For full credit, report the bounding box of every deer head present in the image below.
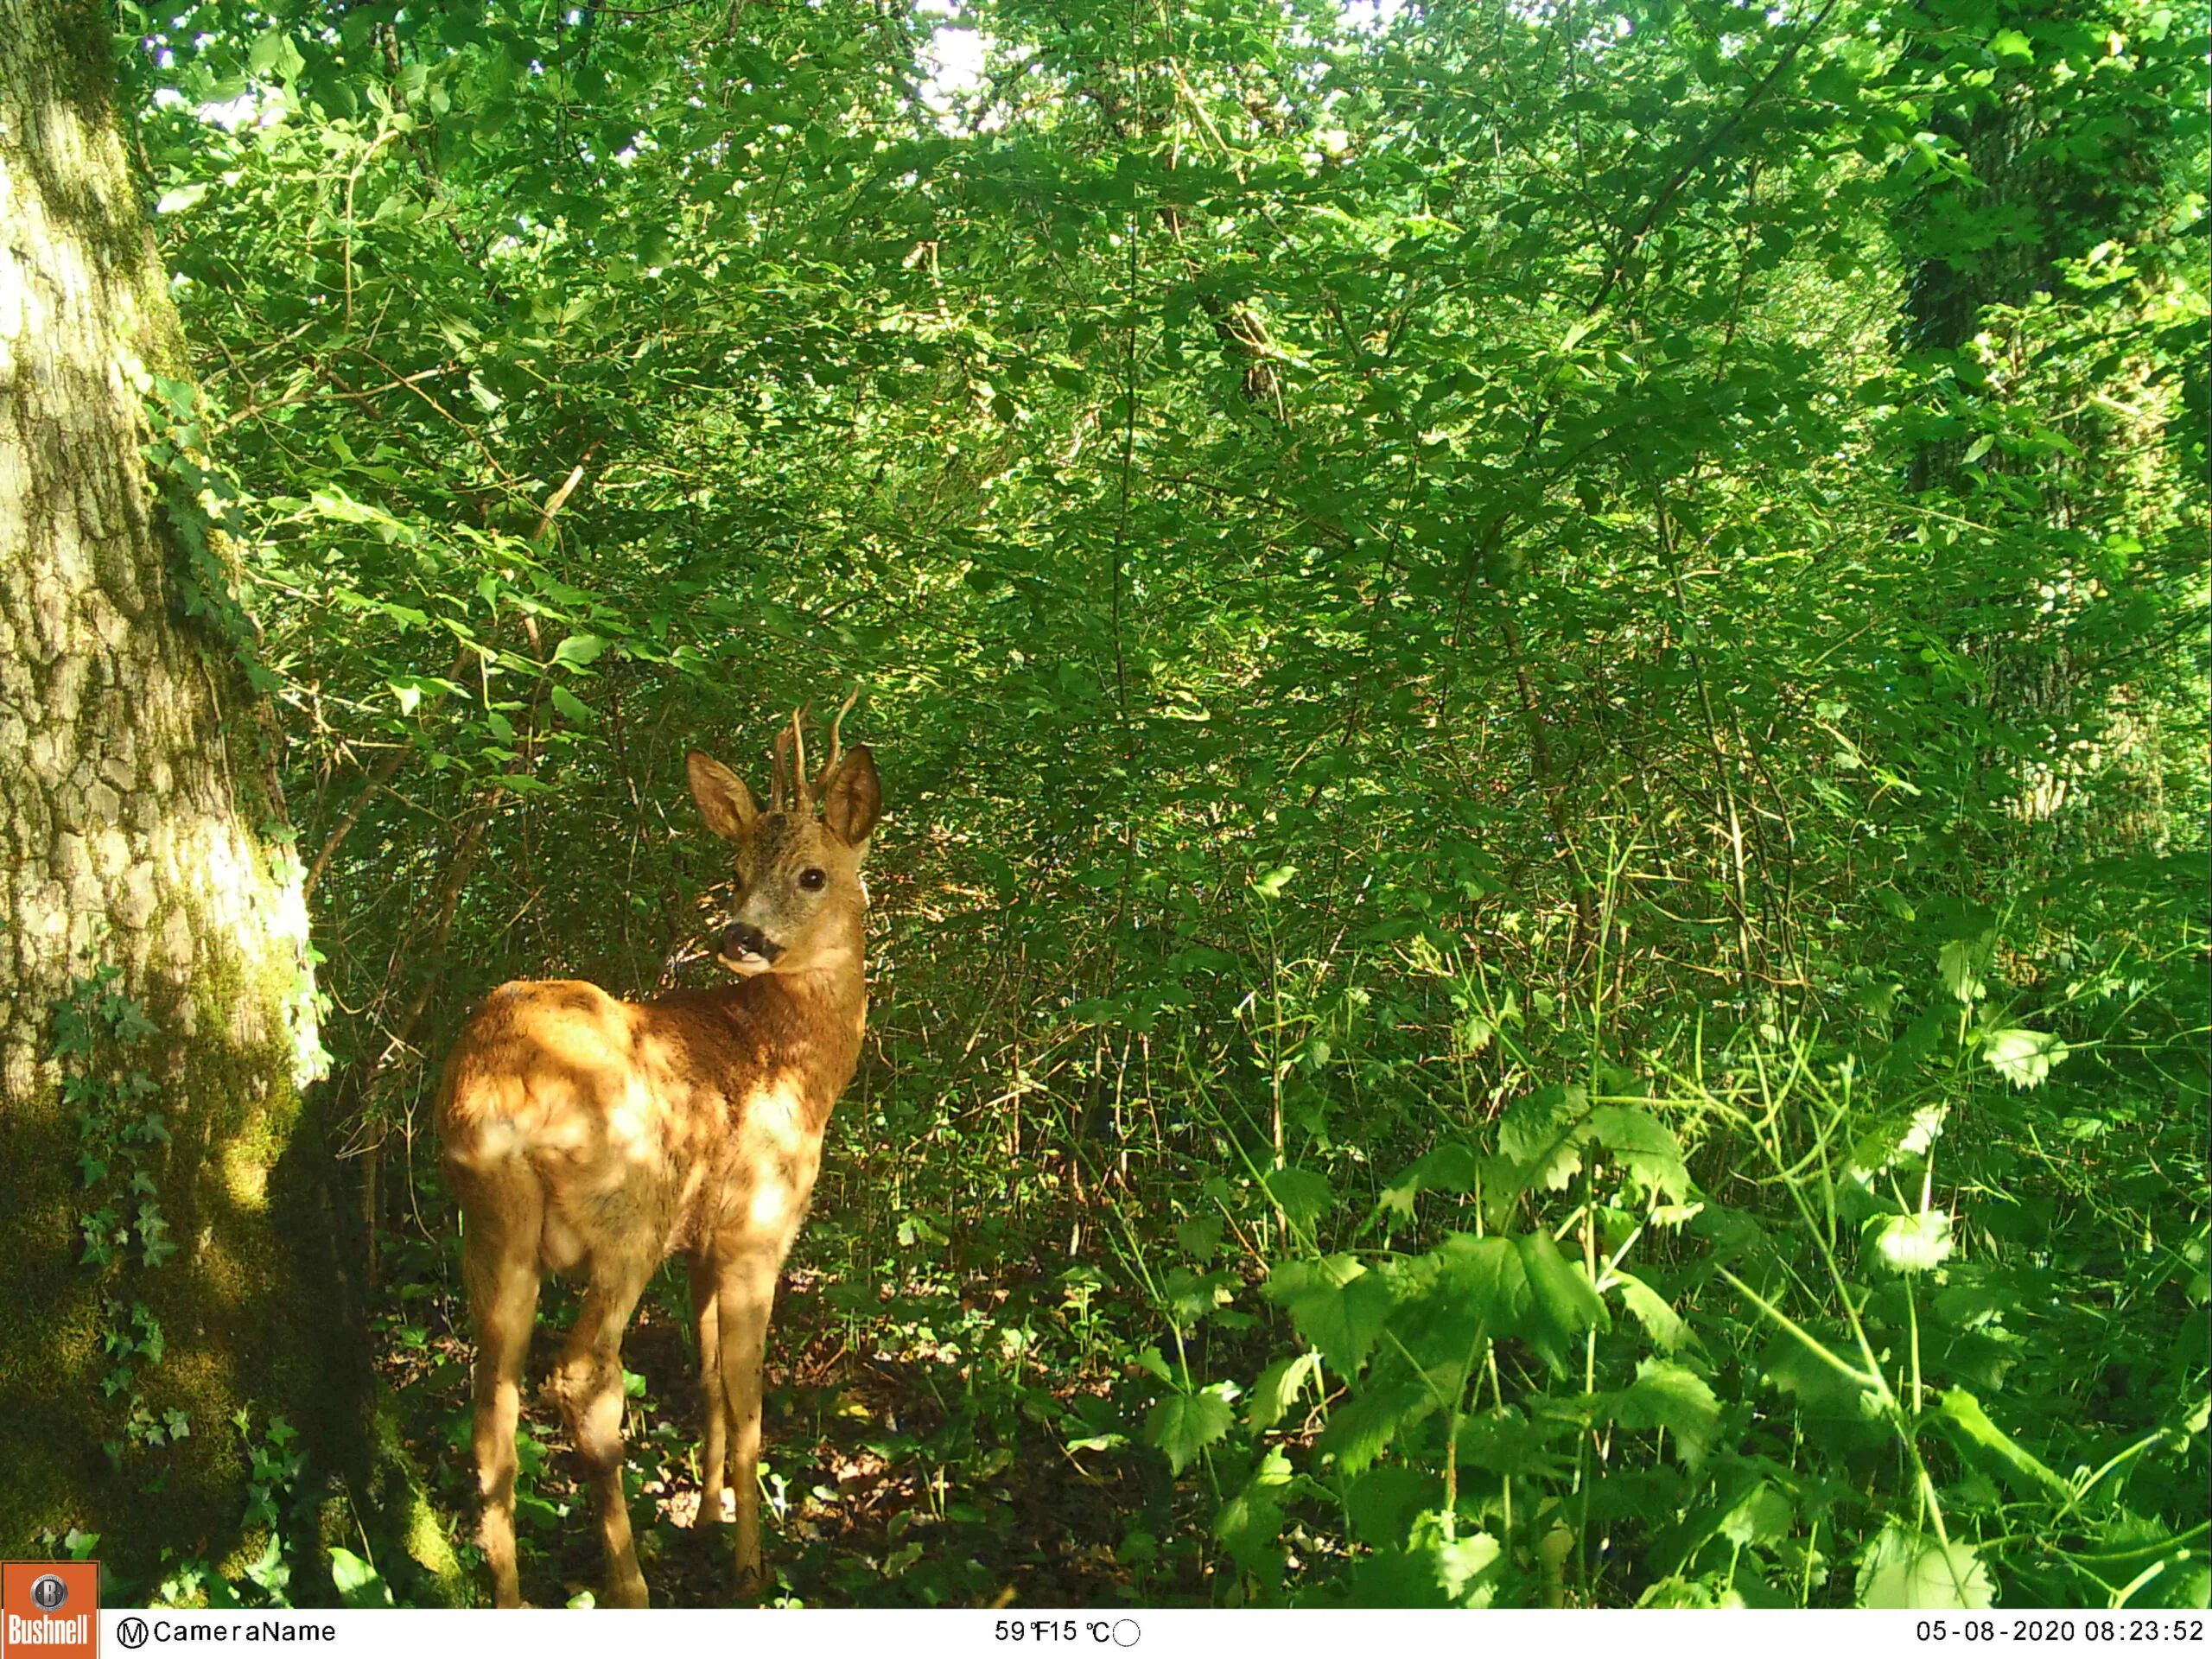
[684,696,880,978]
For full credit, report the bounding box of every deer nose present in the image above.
[719,921,782,963]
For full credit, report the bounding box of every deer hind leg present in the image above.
[548,1248,657,1609]
[455,1165,542,1609]
[713,1253,782,1597]
[688,1255,728,1531]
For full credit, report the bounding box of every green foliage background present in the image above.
[100,0,2209,1610]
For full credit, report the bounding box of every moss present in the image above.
[375,1395,469,1606]
[0,877,350,1590]
[401,1495,465,1597]
[2,2,189,378]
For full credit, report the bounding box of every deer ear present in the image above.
[687,751,759,841]
[820,745,880,847]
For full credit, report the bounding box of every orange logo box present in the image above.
[2,1563,99,1659]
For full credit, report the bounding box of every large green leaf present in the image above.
[1213,1483,1285,1575]
[1264,1165,1338,1230]
[1247,1351,1319,1432]
[1585,1106,1694,1205]
[1598,1358,1721,1468]
[1514,1230,1610,1369]
[1315,1380,1433,1475]
[1378,1139,1481,1219]
[1498,1084,1592,1192]
[328,1547,393,1608]
[1857,1524,1994,1609]
[1980,1027,2069,1090]
[1936,1389,2068,1498]
[1144,1389,1234,1476]
[1267,1255,1393,1376]
[1612,1270,1689,1353]
[1868,1208,1955,1273]
[1392,1233,1523,1367]
[1938,938,1991,1006]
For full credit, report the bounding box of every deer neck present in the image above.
[709,940,867,1121]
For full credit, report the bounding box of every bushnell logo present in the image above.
[3,1559,99,1659]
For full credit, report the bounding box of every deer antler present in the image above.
[767,711,797,813]
[813,686,861,795]
[771,703,815,813]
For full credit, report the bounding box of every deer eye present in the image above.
[798,868,827,891]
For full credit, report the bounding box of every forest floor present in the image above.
[378,1257,1213,1608]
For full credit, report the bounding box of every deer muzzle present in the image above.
[715,920,782,974]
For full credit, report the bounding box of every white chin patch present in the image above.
[716,952,773,977]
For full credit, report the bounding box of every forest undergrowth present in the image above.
[62,0,2211,1611]
[317,829,2206,1611]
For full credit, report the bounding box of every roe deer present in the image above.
[436,701,880,1606]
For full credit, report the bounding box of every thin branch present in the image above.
[1586,0,1843,317]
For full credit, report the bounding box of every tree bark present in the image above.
[0,0,357,1584]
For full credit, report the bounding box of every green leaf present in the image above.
[1248,1351,1319,1432]
[1936,1389,2068,1497]
[1612,1270,1688,1353]
[549,684,594,726]
[1162,1265,1234,1325]
[1433,1533,1503,1606]
[1498,1084,1590,1192]
[1938,938,1989,1006]
[1870,1208,1955,1273]
[1213,1483,1284,1574]
[1404,1234,1526,1363]
[1267,1255,1393,1376]
[1514,1230,1608,1368]
[247,28,305,80]
[553,632,608,671]
[328,1547,393,1608]
[1601,1358,1720,1467]
[1764,1325,1883,1418]
[1980,1027,2069,1090]
[1144,1389,1233,1475]
[1454,1406,1572,1478]
[1175,1216,1223,1261]
[1585,1106,1693,1204]
[1379,1140,1480,1217]
[307,486,400,527]
[1315,1380,1431,1474]
[1719,1481,1793,1546]
[1264,1165,1336,1230]
[155,183,209,215]
[1988,28,2033,63]
[1857,1523,1993,1609]
[1343,1463,1431,1547]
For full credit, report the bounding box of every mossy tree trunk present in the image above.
[0,0,372,1591]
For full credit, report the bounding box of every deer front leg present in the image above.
[550,1255,655,1609]
[689,1254,728,1531]
[713,1254,780,1597]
